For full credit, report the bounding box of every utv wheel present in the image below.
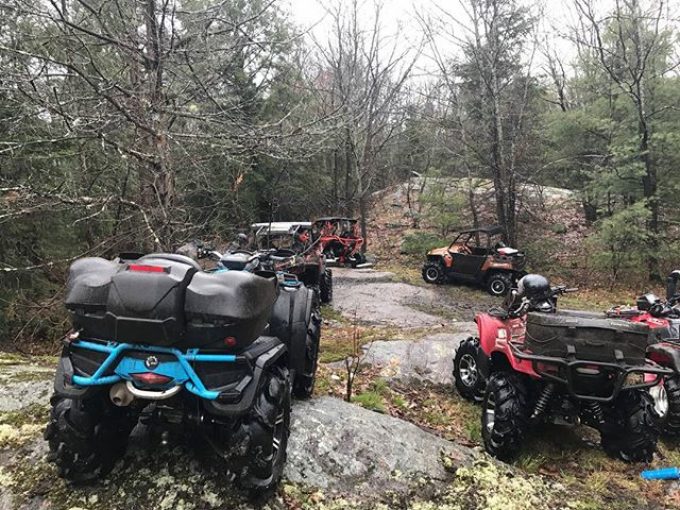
[233,365,291,494]
[482,372,530,461]
[320,268,333,304]
[656,376,680,437]
[453,337,486,403]
[486,272,512,296]
[601,389,659,462]
[44,393,135,483]
[293,302,322,399]
[422,262,446,284]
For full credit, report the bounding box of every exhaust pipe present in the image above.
[110,382,135,407]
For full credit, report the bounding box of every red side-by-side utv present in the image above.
[312,217,369,268]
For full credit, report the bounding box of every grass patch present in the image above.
[320,304,348,324]
[382,382,481,444]
[352,391,385,413]
[559,287,634,312]
[375,263,424,287]
[369,377,389,395]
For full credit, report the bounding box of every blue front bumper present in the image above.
[69,339,238,400]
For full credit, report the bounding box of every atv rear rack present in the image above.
[509,342,673,402]
[67,339,241,400]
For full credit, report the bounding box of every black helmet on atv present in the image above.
[517,274,554,312]
[517,274,550,297]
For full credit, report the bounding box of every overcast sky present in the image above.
[284,0,583,78]
[283,0,679,80]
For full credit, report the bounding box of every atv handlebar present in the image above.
[505,285,578,318]
[551,285,578,296]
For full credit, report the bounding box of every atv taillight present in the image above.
[132,372,172,385]
[128,264,168,273]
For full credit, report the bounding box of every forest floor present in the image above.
[0,266,679,509]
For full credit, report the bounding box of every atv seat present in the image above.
[141,253,201,270]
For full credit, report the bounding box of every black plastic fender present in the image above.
[268,284,315,379]
[203,341,287,417]
[53,348,100,399]
[477,349,492,380]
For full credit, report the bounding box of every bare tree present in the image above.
[311,0,420,250]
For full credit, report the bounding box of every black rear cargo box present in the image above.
[185,270,277,349]
[66,256,198,345]
[65,254,277,348]
[105,256,197,344]
[525,310,650,365]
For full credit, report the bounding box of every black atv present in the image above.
[46,250,321,494]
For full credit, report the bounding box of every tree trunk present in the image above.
[142,0,173,248]
[490,67,509,244]
[631,5,660,281]
[344,127,353,215]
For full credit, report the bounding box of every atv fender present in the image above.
[475,313,538,378]
[647,343,680,373]
[53,348,100,399]
[268,285,316,379]
[476,313,507,356]
[203,341,287,417]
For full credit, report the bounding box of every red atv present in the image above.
[605,270,680,436]
[312,217,367,267]
[454,274,670,462]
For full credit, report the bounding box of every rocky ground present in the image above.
[1,268,679,509]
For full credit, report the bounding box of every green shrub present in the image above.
[401,232,448,255]
[352,391,386,413]
[419,178,467,235]
[587,203,651,283]
[520,236,561,273]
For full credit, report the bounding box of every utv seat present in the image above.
[140,253,201,271]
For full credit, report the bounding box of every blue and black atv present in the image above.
[45,248,321,493]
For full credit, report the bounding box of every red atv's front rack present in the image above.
[508,343,674,402]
